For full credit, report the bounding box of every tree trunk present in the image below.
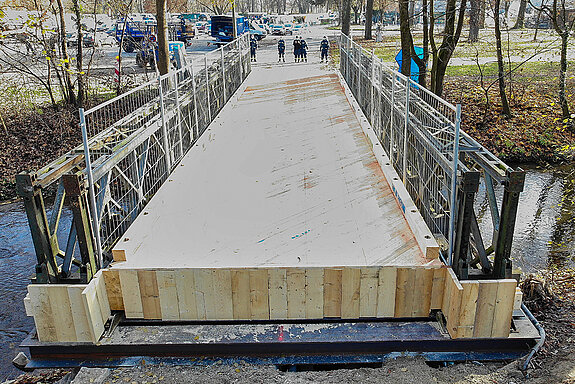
[399,0,412,76]
[512,0,527,29]
[409,0,415,26]
[430,0,467,96]
[558,32,570,119]
[342,0,352,35]
[364,0,374,39]
[72,0,84,107]
[468,0,480,42]
[156,0,170,75]
[55,0,76,105]
[494,0,511,116]
[479,0,486,28]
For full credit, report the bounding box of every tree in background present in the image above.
[493,0,511,116]
[364,0,374,38]
[156,0,169,75]
[468,0,481,42]
[512,0,527,29]
[341,0,351,35]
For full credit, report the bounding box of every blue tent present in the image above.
[395,46,425,83]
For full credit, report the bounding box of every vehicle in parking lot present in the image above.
[271,24,285,35]
[284,23,293,35]
[211,15,250,44]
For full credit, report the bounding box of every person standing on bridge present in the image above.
[250,37,258,62]
[300,37,308,62]
[278,37,286,62]
[293,36,301,62]
[320,36,329,63]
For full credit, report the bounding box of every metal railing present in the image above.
[339,33,525,279]
[17,34,252,283]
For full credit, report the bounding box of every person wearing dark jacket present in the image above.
[278,38,285,62]
[293,36,301,62]
[250,37,258,62]
[320,36,329,62]
[300,37,308,62]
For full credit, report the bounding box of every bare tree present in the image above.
[468,0,481,42]
[157,0,170,75]
[342,0,352,35]
[365,0,374,39]
[494,0,511,116]
[512,0,527,29]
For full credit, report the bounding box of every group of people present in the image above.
[249,35,330,64]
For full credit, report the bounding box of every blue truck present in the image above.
[116,17,195,53]
[210,15,250,44]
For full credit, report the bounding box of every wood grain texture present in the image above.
[430,267,446,310]
[93,271,111,323]
[268,269,288,319]
[456,281,479,338]
[473,280,499,338]
[394,268,415,318]
[412,268,434,317]
[491,280,517,338]
[377,266,396,317]
[119,269,143,318]
[341,268,361,319]
[287,269,306,319]
[102,269,124,311]
[156,270,179,320]
[212,269,233,320]
[446,269,464,338]
[82,281,105,342]
[231,269,251,320]
[67,286,93,342]
[323,268,342,318]
[50,285,77,342]
[359,268,378,318]
[175,269,197,320]
[138,270,162,319]
[194,269,213,320]
[305,268,324,319]
[28,285,57,342]
[249,269,269,319]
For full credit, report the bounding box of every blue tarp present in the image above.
[395,46,424,83]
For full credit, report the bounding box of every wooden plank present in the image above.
[412,268,434,317]
[473,280,499,338]
[249,269,269,320]
[394,267,415,318]
[231,269,251,320]
[82,281,105,342]
[513,287,523,310]
[138,270,162,319]
[194,269,213,320]
[93,271,111,323]
[112,249,126,262]
[430,267,446,310]
[49,285,77,342]
[456,281,479,338]
[68,286,93,342]
[102,269,124,311]
[341,268,361,319]
[175,269,198,320]
[323,268,342,318]
[359,268,378,318]
[491,280,517,338]
[23,294,33,316]
[305,268,324,319]
[28,285,57,342]
[377,266,396,317]
[156,270,179,320]
[268,269,288,320]
[212,269,233,320]
[119,270,143,318]
[446,269,464,338]
[287,269,306,319]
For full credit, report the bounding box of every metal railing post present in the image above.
[448,104,462,266]
[238,38,243,82]
[221,46,226,102]
[204,56,212,122]
[378,59,384,140]
[370,49,375,124]
[189,57,199,141]
[402,79,410,184]
[174,72,183,158]
[356,44,361,103]
[79,108,103,269]
[389,72,396,164]
[158,76,172,171]
[346,35,350,84]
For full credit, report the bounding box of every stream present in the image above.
[0,164,573,380]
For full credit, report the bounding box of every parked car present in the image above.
[271,24,285,35]
[284,23,293,35]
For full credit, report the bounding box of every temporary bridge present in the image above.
[17,33,538,368]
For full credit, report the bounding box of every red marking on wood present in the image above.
[278,325,284,341]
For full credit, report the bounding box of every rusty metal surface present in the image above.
[113,68,428,269]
